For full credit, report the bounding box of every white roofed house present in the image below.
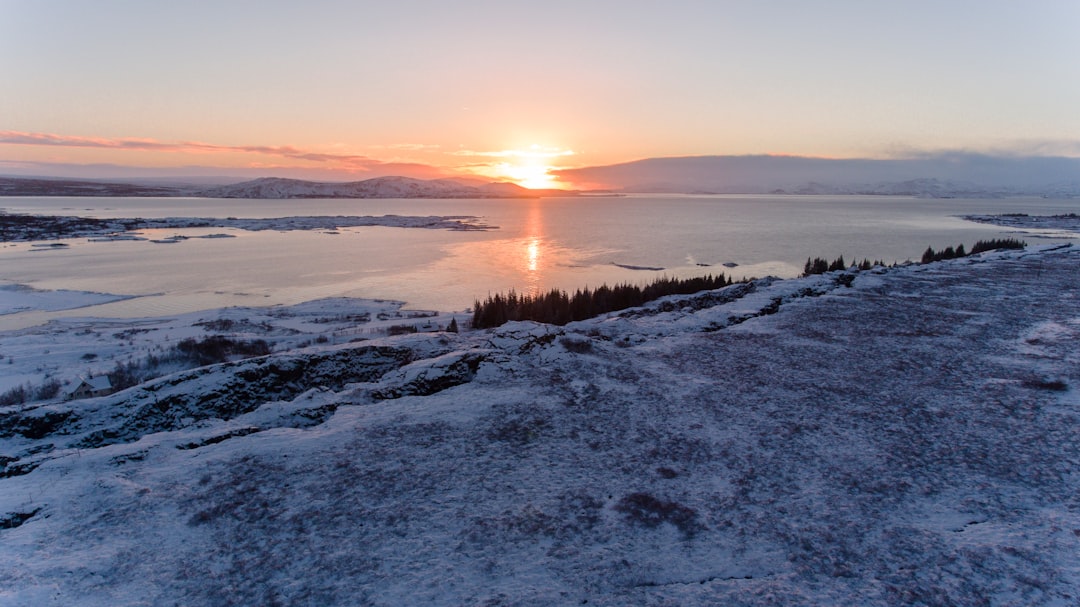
[67,375,113,400]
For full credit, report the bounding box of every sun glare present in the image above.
[480,144,574,190]
[502,162,556,189]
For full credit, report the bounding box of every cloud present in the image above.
[381,143,443,151]
[876,140,1080,160]
[0,131,403,172]
[985,140,1080,158]
[0,158,457,182]
[453,146,576,159]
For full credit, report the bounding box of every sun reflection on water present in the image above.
[521,202,544,295]
[526,237,539,272]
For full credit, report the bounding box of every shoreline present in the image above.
[0,212,496,243]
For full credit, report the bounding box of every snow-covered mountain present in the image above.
[2,242,1078,605]
[199,176,538,199]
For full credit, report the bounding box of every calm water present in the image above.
[2,195,1077,329]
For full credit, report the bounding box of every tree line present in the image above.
[921,238,1026,264]
[803,256,885,276]
[804,238,1027,277]
[472,274,737,329]
[474,238,1029,329]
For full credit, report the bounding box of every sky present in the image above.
[2,0,1079,188]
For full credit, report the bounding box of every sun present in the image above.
[477,144,574,190]
[501,162,556,190]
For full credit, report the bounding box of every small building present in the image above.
[67,376,113,400]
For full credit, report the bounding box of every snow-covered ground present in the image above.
[1,243,1078,605]
[0,297,460,395]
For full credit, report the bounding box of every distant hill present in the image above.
[199,176,537,199]
[11,154,1079,199]
[0,177,188,197]
[0,175,568,199]
[553,153,1080,198]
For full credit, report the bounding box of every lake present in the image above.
[1,194,1077,330]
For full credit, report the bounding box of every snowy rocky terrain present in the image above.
[0,297,459,396]
[1,240,1078,605]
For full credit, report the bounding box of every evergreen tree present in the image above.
[472,272,742,329]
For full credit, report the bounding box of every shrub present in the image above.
[106,336,272,390]
[0,377,63,406]
[386,324,418,336]
[614,492,702,537]
[558,336,593,354]
[196,318,235,332]
[33,378,61,401]
[176,336,271,366]
[0,385,27,406]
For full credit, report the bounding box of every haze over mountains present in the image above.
[199,176,543,199]
[2,153,1080,198]
[0,176,551,199]
[553,153,1080,197]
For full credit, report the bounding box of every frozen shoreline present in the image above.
[0,283,136,316]
[962,212,1080,239]
[1,243,1078,605]
[0,212,495,242]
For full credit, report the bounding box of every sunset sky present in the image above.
[2,0,1079,188]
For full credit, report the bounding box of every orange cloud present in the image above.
[0,131,412,172]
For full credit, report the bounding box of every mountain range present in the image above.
[553,153,1080,198]
[199,176,548,199]
[0,175,564,199]
[3,152,1080,198]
